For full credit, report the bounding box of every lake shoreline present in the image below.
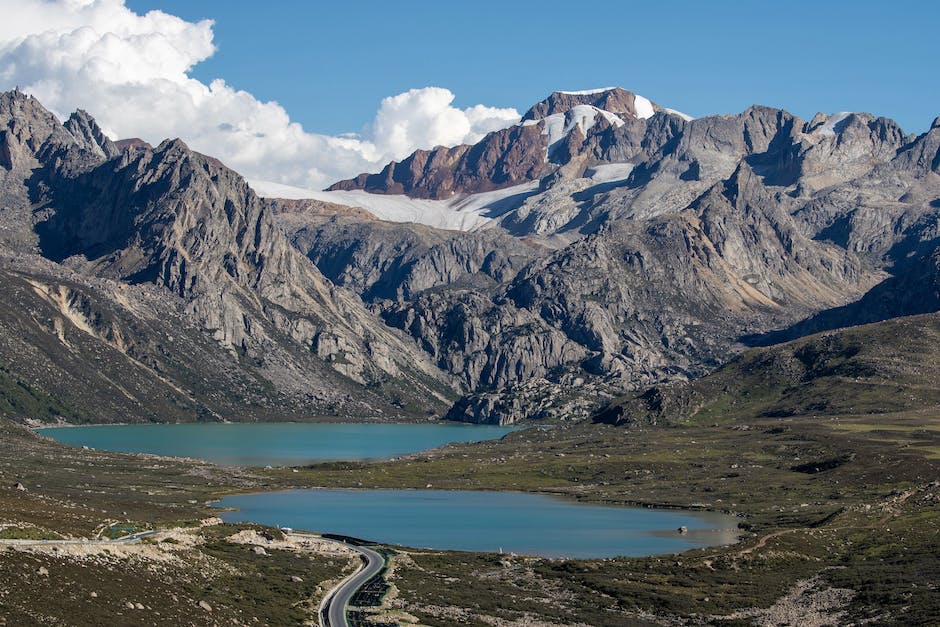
[37,421,521,467]
[37,421,745,517]
[216,487,742,559]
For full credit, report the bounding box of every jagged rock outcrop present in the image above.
[793,121,939,264]
[63,110,122,160]
[0,90,110,251]
[329,88,685,200]
[446,374,611,425]
[328,123,547,199]
[380,291,588,390]
[311,93,940,423]
[3,87,940,426]
[0,91,460,422]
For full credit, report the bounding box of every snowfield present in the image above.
[633,94,655,119]
[250,162,638,232]
[557,87,617,95]
[249,179,539,231]
[248,88,690,231]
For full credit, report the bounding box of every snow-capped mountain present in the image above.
[251,87,687,229]
[2,87,939,426]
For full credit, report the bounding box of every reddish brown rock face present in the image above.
[328,88,665,199]
[521,87,660,122]
[114,138,153,153]
[329,123,548,199]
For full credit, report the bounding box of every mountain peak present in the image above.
[522,87,660,122]
[64,109,121,159]
[327,87,676,200]
[156,137,191,153]
[0,88,62,132]
[555,87,619,96]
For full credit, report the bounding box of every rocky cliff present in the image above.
[303,92,940,423]
[2,86,940,426]
[0,90,459,423]
[328,123,548,199]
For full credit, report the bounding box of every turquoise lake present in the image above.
[218,489,739,558]
[39,423,739,557]
[37,422,517,466]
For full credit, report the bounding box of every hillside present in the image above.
[1,86,940,425]
[0,90,457,423]
[282,312,940,624]
[597,312,940,427]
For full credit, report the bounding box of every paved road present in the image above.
[3,527,381,627]
[312,537,384,627]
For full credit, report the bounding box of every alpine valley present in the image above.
[3,87,939,425]
[1,86,939,625]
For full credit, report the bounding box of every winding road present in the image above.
[2,527,382,626]
[310,536,384,627]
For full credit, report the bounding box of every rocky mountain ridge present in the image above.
[1,87,939,425]
[294,89,940,422]
[0,89,459,423]
[327,87,674,200]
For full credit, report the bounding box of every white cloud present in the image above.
[0,0,520,190]
[369,88,519,159]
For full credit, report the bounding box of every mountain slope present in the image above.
[300,90,940,422]
[0,90,459,423]
[3,86,940,425]
[596,312,940,427]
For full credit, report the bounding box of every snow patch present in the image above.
[664,108,694,122]
[633,94,655,119]
[533,105,625,148]
[592,108,626,128]
[248,180,321,200]
[815,112,853,137]
[249,180,539,232]
[585,163,635,183]
[250,163,637,232]
[557,87,617,96]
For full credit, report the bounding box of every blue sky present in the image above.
[3,1,935,190]
[127,0,939,136]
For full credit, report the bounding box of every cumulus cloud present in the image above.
[0,0,520,190]
[369,88,519,159]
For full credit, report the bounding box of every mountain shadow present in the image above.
[741,245,940,347]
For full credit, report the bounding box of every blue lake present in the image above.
[218,489,739,558]
[38,422,517,466]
